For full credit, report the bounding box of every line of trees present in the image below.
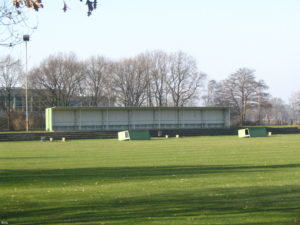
[29,51,206,108]
[202,68,300,125]
[1,51,300,130]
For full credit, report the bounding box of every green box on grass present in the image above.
[238,127,267,138]
[118,130,151,141]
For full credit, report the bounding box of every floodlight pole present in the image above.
[23,35,30,132]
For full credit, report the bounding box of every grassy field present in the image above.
[0,135,300,225]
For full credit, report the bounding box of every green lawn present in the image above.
[0,135,300,225]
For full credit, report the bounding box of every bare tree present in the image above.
[254,79,270,124]
[83,56,112,106]
[29,53,85,107]
[263,98,288,125]
[112,56,149,107]
[289,91,300,124]
[202,79,218,106]
[215,68,269,125]
[167,51,206,106]
[0,55,23,129]
[145,51,169,106]
[0,0,100,46]
[290,91,300,109]
[0,1,37,47]
[135,53,152,107]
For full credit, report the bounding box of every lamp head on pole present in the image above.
[23,35,30,42]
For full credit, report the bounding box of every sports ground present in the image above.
[0,134,300,224]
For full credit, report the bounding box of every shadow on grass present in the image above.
[1,163,300,186]
[2,185,300,225]
[1,164,300,224]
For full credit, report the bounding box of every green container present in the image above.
[238,128,267,138]
[118,130,151,141]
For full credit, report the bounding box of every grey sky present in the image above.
[2,0,300,102]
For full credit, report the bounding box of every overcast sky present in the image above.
[2,0,300,102]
